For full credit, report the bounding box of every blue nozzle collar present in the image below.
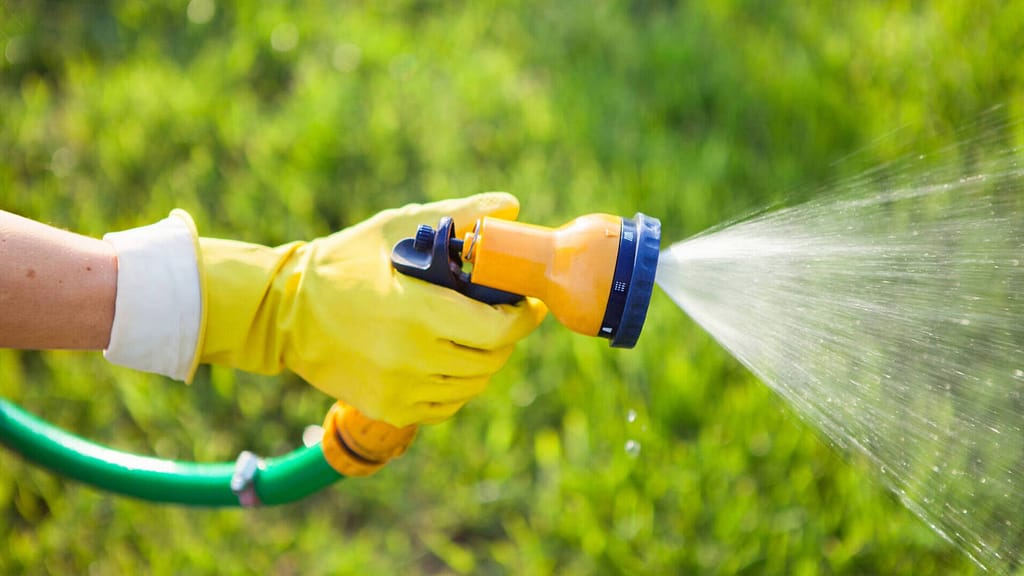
[600,212,661,348]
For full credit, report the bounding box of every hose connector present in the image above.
[320,401,417,477]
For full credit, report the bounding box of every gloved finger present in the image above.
[380,192,521,242]
[380,405,422,428]
[400,339,516,379]
[414,400,468,425]
[404,278,547,350]
[437,192,521,237]
[407,374,490,405]
[436,298,547,351]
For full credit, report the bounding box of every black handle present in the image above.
[391,216,522,306]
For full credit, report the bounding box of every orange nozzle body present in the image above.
[463,214,622,337]
[391,211,659,347]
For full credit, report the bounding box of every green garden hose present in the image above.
[0,399,344,507]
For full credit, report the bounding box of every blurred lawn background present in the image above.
[2,1,1023,574]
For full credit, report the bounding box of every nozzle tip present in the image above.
[610,212,661,348]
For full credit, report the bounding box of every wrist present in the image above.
[87,237,119,350]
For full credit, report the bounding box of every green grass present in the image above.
[2,1,1023,574]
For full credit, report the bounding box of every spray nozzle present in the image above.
[324,211,661,480]
[392,212,661,349]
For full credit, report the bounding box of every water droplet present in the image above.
[626,409,638,424]
[1014,369,1023,378]
[624,439,641,458]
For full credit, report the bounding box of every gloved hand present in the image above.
[196,193,547,426]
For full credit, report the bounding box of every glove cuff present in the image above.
[103,210,203,381]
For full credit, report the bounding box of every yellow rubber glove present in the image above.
[197,193,547,427]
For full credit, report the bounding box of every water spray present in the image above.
[656,122,1024,573]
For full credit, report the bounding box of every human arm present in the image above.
[0,210,117,350]
[1,195,546,427]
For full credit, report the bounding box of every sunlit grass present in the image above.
[3,1,1022,573]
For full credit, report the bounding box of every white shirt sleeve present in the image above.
[102,211,202,381]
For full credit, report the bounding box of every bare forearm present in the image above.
[0,210,117,349]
